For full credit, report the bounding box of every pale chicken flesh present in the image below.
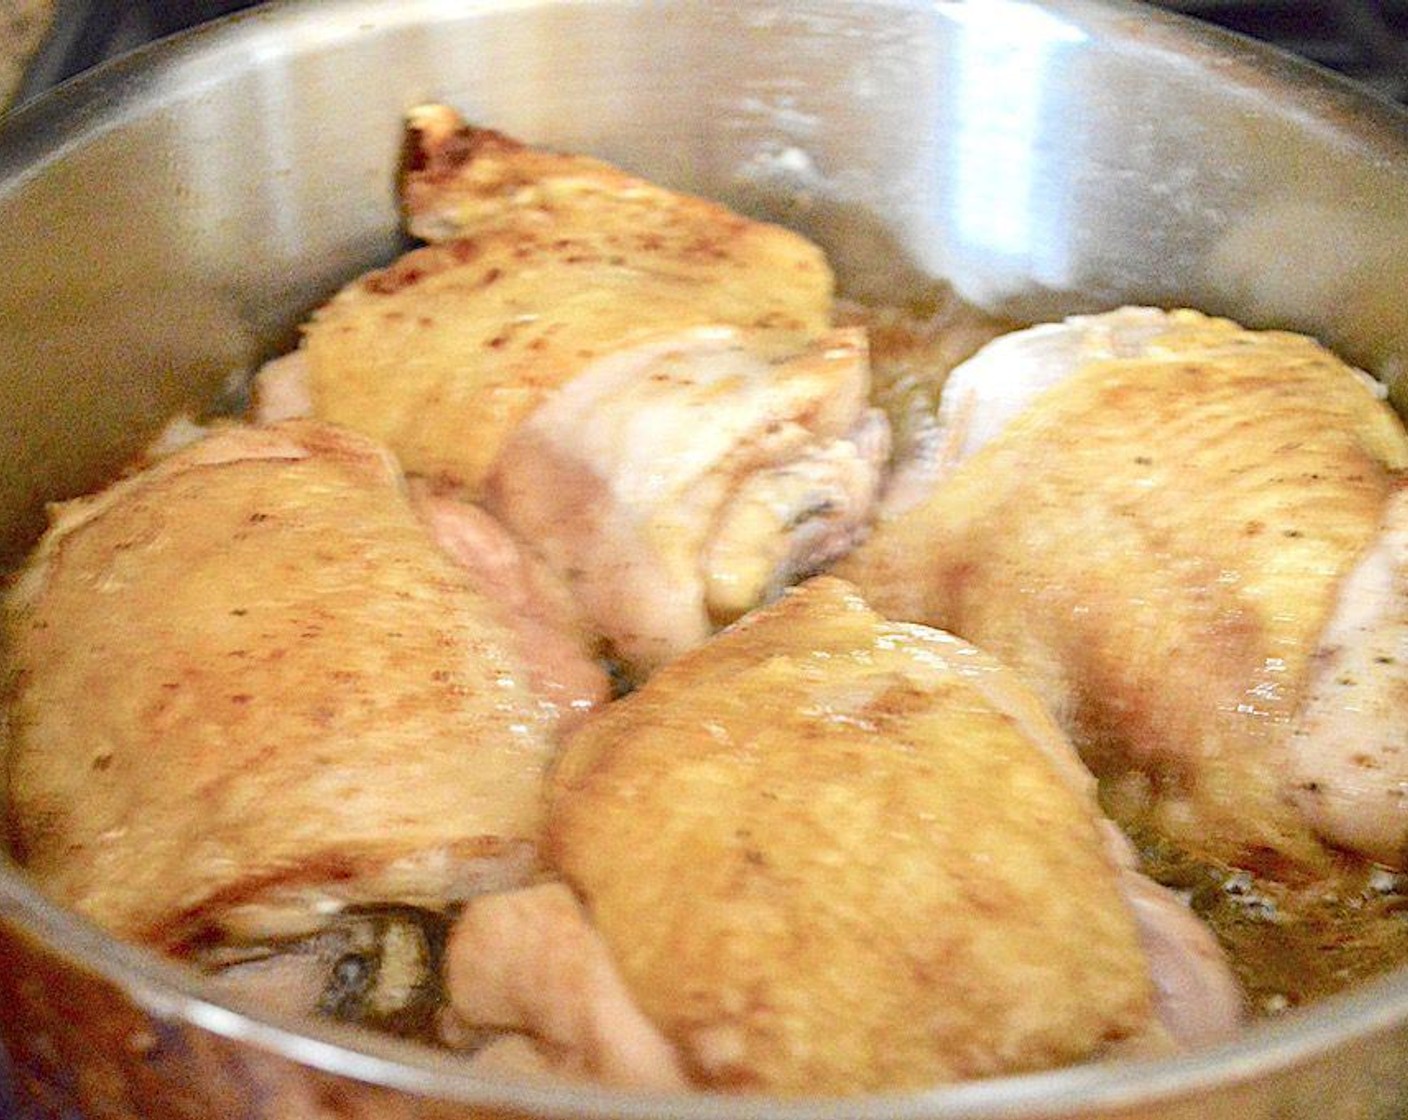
[406,477,608,728]
[485,325,888,674]
[445,881,689,1091]
[839,308,1408,876]
[1287,482,1408,867]
[442,578,1241,1095]
[2,420,607,950]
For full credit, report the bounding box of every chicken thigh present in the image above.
[286,104,835,493]
[442,578,1241,1095]
[259,108,888,677]
[838,308,1408,877]
[3,420,607,951]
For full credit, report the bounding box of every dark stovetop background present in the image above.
[1156,0,1408,101]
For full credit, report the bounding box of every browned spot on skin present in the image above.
[693,243,730,262]
[450,240,480,264]
[361,240,486,296]
[404,121,523,182]
[364,265,424,295]
[400,129,435,176]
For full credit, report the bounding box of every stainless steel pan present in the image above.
[5,1,1408,1116]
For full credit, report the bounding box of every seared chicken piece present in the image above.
[3,420,607,950]
[839,308,1408,875]
[259,107,886,674]
[294,104,833,493]
[443,578,1240,1095]
[146,405,605,705]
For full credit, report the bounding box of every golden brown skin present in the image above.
[838,310,1408,876]
[544,577,1161,1095]
[3,421,590,951]
[300,105,834,493]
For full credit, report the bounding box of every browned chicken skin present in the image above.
[301,104,835,493]
[839,308,1408,877]
[443,578,1241,1095]
[3,420,606,950]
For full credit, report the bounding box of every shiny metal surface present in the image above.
[5,0,1408,1116]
